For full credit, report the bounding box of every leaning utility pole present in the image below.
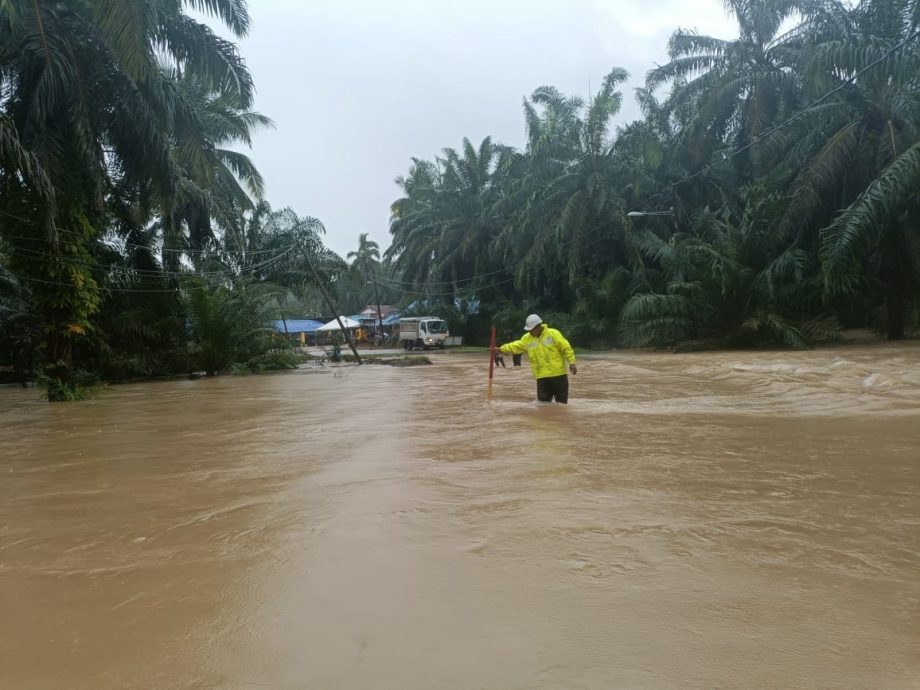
[305,254,362,365]
[371,273,385,337]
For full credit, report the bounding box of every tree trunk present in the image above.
[370,268,384,337]
[44,308,73,401]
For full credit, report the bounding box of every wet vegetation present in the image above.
[343,355,433,366]
[385,0,920,349]
[1,0,918,399]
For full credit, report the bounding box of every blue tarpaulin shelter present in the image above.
[272,319,324,334]
[272,319,324,346]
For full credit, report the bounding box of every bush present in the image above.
[184,278,278,375]
[619,205,823,350]
[37,369,103,401]
[243,349,305,372]
[346,354,431,366]
[323,336,343,362]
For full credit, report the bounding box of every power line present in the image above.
[2,242,298,281]
[633,27,920,212]
[380,276,516,298]
[13,274,180,293]
[373,264,513,287]
[383,27,920,292]
[0,208,296,257]
[9,253,297,293]
[6,28,917,299]
[5,244,296,278]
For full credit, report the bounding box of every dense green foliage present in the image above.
[2,0,918,401]
[0,1,343,397]
[385,0,920,347]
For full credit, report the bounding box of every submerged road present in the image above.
[1,345,918,688]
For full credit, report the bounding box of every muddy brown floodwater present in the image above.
[1,345,918,689]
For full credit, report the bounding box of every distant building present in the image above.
[359,304,396,321]
[271,318,324,346]
[353,305,395,342]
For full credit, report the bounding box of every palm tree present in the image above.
[645,0,817,169]
[347,233,381,272]
[183,277,277,377]
[387,157,441,286]
[347,233,384,332]
[776,0,920,338]
[0,115,52,200]
[0,0,261,397]
[388,138,514,304]
[0,261,40,385]
[504,69,632,311]
[149,69,273,268]
[620,201,832,349]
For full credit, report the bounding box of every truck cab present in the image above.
[399,317,449,350]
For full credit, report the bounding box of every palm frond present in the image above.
[182,0,251,37]
[822,141,920,292]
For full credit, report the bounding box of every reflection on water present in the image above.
[1,345,918,688]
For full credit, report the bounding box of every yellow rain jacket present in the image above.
[499,325,575,379]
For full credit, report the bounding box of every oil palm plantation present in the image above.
[347,233,381,278]
[619,201,825,349]
[388,138,515,303]
[386,157,442,285]
[507,68,632,311]
[347,233,385,328]
[645,0,821,179]
[382,0,920,347]
[0,261,40,384]
[789,0,920,338]
[149,68,273,268]
[0,0,263,396]
[183,277,279,377]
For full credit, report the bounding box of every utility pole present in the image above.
[305,254,362,365]
[371,272,385,337]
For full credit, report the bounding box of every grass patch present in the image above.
[231,350,307,375]
[343,354,432,366]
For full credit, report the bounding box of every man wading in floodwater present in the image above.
[494,314,577,403]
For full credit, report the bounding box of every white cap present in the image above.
[524,314,543,331]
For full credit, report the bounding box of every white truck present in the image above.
[398,317,449,350]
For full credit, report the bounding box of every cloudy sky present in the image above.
[231,0,738,258]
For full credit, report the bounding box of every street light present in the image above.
[627,208,675,218]
[627,207,679,239]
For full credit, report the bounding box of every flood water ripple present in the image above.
[1,344,918,688]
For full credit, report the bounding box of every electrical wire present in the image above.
[4,28,917,296]
[378,275,516,298]
[12,274,181,293]
[630,27,920,212]
[0,208,294,256]
[2,243,298,280]
[372,264,513,286]
[383,28,920,289]
[2,243,298,296]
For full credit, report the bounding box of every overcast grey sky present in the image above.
[233,0,738,258]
